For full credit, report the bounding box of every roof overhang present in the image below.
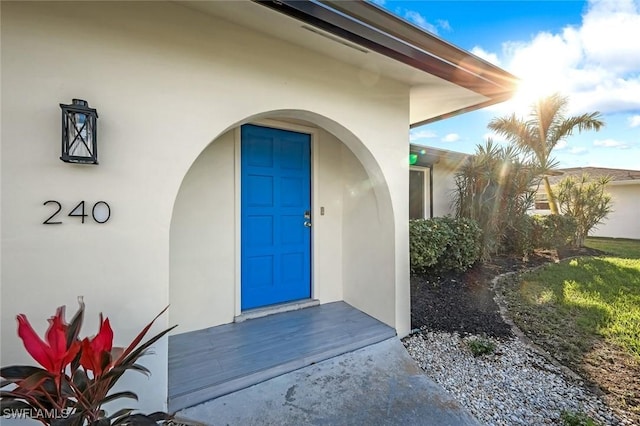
[409,143,470,167]
[180,0,518,126]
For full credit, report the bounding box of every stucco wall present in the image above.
[169,131,238,332]
[590,183,640,240]
[1,1,410,412]
[432,166,458,217]
[415,155,466,218]
[342,145,396,326]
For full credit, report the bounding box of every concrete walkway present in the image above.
[176,338,479,426]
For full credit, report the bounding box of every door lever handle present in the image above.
[304,221,312,228]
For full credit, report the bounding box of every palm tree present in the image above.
[488,93,604,214]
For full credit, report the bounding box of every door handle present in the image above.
[304,221,312,227]
[304,210,311,227]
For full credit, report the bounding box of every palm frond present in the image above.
[549,111,605,146]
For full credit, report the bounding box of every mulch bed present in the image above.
[410,247,604,337]
[410,245,640,423]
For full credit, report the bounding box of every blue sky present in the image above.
[375,0,640,170]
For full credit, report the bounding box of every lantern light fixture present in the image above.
[60,99,98,164]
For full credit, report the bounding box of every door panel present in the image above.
[241,124,311,310]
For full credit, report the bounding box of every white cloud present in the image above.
[442,133,460,143]
[483,132,508,144]
[593,138,629,148]
[437,19,451,31]
[394,8,451,34]
[488,0,640,115]
[410,129,437,142]
[581,0,640,74]
[569,147,588,155]
[555,140,568,150]
[402,10,438,33]
[471,47,501,66]
[629,115,640,127]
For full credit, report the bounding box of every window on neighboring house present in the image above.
[535,192,550,210]
[410,168,426,219]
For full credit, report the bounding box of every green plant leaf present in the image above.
[108,408,134,420]
[127,364,150,375]
[66,298,85,350]
[0,399,33,410]
[59,377,77,398]
[1,365,47,381]
[118,325,177,373]
[20,370,53,391]
[72,368,89,393]
[101,391,138,405]
[112,413,162,425]
[115,307,170,364]
[146,412,173,422]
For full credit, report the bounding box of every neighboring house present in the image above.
[1,0,516,413]
[409,144,470,219]
[532,167,640,239]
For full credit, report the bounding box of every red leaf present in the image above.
[115,306,169,364]
[17,314,55,372]
[46,307,69,363]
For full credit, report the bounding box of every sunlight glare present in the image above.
[505,78,559,116]
[497,59,567,116]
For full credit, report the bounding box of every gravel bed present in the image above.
[404,330,631,426]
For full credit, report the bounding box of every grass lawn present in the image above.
[499,237,640,421]
[585,237,640,259]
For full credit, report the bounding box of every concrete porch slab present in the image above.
[177,338,479,426]
[168,302,397,412]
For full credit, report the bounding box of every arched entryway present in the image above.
[169,110,397,334]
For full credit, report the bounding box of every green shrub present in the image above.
[532,214,577,249]
[466,337,496,357]
[555,174,613,247]
[409,217,481,274]
[504,214,536,257]
[437,217,482,272]
[502,214,578,257]
[560,410,600,426]
[409,218,450,274]
[453,140,539,259]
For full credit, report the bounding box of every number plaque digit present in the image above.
[43,201,111,225]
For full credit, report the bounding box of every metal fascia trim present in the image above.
[253,0,515,98]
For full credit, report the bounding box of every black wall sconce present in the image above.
[60,99,99,164]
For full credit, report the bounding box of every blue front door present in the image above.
[241,124,311,310]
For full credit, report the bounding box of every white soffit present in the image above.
[179,1,498,124]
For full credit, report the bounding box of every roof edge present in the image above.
[254,0,518,104]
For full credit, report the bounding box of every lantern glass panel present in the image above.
[68,113,93,158]
[60,99,98,164]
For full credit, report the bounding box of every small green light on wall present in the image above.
[409,153,418,165]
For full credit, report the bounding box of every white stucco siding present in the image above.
[431,155,467,217]
[169,131,237,333]
[2,1,411,412]
[590,183,640,240]
[432,166,458,217]
[341,145,398,327]
[311,129,346,306]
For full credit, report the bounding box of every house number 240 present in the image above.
[43,201,111,225]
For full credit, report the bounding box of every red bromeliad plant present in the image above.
[1,298,176,425]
